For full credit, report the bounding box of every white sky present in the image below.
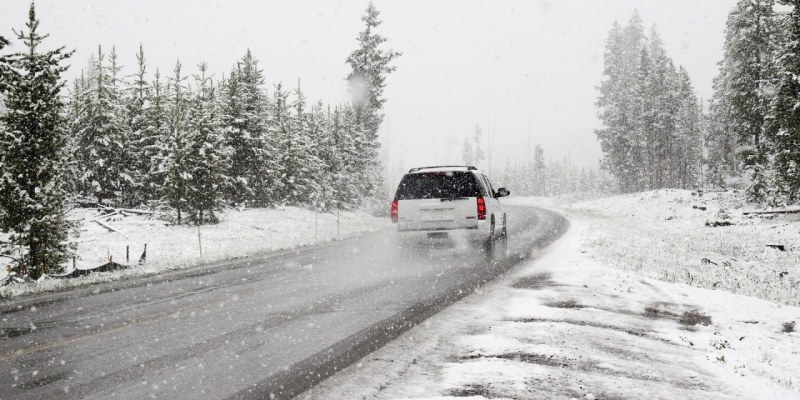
[1,0,737,184]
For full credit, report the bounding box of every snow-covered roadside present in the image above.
[304,219,800,399]
[509,190,800,306]
[0,206,390,298]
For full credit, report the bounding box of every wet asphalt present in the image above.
[0,205,567,399]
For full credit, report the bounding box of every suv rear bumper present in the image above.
[396,220,491,243]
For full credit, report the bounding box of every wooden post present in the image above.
[337,207,340,236]
[315,209,318,240]
[197,225,203,259]
[126,245,129,264]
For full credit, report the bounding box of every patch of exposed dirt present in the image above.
[643,303,712,327]
[544,299,584,309]
[679,310,712,326]
[511,273,558,290]
[447,384,499,398]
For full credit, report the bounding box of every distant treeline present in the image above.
[496,145,611,197]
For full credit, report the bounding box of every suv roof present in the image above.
[407,165,478,173]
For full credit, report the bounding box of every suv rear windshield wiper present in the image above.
[440,197,468,202]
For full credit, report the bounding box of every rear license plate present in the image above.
[427,232,448,239]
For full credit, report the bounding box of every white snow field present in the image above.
[0,206,390,298]
[516,189,800,307]
[304,192,800,399]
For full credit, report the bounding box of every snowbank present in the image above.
[1,206,390,298]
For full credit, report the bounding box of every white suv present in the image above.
[391,166,510,253]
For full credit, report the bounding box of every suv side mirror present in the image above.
[495,188,510,198]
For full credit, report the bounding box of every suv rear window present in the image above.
[395,171,481,200]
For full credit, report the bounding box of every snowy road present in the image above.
[0,205,567,399]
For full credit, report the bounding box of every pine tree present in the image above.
[770,0,800,201]
[125,44,151,206]
[706,64,739,186]
[717,0,779,201]
[75,45,129,205]
[309,102,334,210]
[185,62,230,223]
[674,67,703,189]
[346,2,400,199]
[220,51,276,206]
[157,61,191,223]
[142,69,169,202]
[0,4,74,279]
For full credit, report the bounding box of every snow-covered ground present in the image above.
[515,190,800,307]
[0,206,390,298]
[304,192,800,399]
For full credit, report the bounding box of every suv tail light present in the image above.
[391,200,399,223]
[477,196,486,220]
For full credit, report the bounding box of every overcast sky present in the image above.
[1,0,737,184]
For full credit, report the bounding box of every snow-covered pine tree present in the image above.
[327,105,358,208]
[185,62,231,224]
[631,46,652,191]
[108,46,138,207]
[220,51,276,206]
[770,0,800,201]
[674,67,703,189]
[271,83,292,204]
[716,0,780,201]
[281,82,322,206]
[645,29,679,189]
[64,71,88,197]
[706,63,739,187]
[307,101,331,210]
[596,15,644,193]
[75,45,129,206]
[142,68,169,203]
[338,105,367,206]
[156,61,192,224]
[124,44,151,206]
[346,2,400,200]
[0,4,74,279]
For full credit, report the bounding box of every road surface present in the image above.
[0,205,567,399]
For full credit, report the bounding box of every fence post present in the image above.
[197,225,203,259]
